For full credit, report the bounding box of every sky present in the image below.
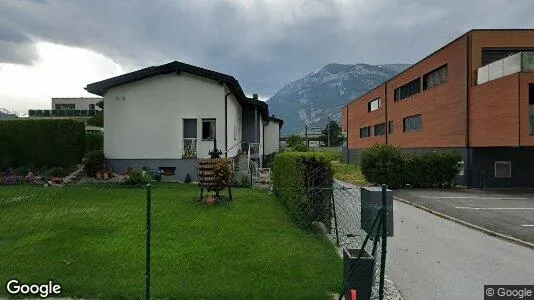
[1,0,533,114]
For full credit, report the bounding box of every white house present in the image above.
[85,61,283,181]
[51,97,103,111]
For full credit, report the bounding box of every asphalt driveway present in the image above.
[394,188,534,244]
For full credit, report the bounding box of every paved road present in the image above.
[388,200,534,300]
[395,189,534,243]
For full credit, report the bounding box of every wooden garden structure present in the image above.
[198,157,233,201]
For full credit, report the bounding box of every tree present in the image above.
[286,134,309,152]
[87,100,104,126]
[320,120,344,146]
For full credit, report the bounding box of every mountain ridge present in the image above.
[267,63,411,135]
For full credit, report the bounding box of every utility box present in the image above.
[343,248,374,300]
[361,187,393,237]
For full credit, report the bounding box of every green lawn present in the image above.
[0,184,341,299]
[332,161,368,186]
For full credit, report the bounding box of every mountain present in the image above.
[0,108,19,120]
[267,63,411,135]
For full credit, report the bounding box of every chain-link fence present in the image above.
[1,165,390,299]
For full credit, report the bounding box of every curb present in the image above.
[393,196,534,250]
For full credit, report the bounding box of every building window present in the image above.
[183,119,197,138]
[388,121,393,134]
[201,119,216,140]
[374,123,386,136]
[423,65,448,90]
[403,114,422,132]
[530,84,534,135]
[368,98,381,112]
[89,104,95,110]
[360,126,371,138]
[494,161,511,178]
[481,48,534,66]
[55,104,75,110]
[394,78,421,101]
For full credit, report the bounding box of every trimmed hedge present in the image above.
[85,133,103,154]
[84,150,106,177]
[272,152,333,231]
[0,119,85,169]
[360,144,462,188]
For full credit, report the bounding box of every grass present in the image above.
[332,161,368,186]
[0,184,341,299]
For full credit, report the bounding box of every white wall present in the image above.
[264,121,280,155]
[52,97,102,110]
[104,73,233,159]
[225,87,242,157]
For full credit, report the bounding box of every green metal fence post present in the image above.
[145,184,152,300]
[378,184,388,300]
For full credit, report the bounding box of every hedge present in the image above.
[0,119,85,169]
[272,152,333,232]
[85,133,104,154]
[360,144,462,188]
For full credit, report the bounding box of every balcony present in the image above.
[183,138,198,158]
[28,109,97,118]
[477,52,534,85]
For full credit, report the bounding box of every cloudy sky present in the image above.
[1,0,533,113]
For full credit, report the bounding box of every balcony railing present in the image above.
[183,138,197,158]
[477,51,534,85]
[28,109,97,118]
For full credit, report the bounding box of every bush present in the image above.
[406,152,462,188]
[0,119,85,169]
[235,174,251,188]
[360,144,462,188]
[360,144,407,189]
[272,152,333,231]
[45,167,67,178]
[84,150,106,177]
[85,133,103,154]
[123,169,151,186]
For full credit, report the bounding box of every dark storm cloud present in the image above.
[1,0,533,96]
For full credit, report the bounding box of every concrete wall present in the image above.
[107,158,198,181]
[52,97,103,110]
[104,72,234,160]
[470,147,534,188]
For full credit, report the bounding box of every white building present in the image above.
[51,97,103,111]
[85,61,283,181]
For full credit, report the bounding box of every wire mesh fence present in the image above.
[0,164,390,299]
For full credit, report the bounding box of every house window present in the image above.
[202,119,216,140]
[368,98,381,112]
[388,121,393,134]
[494,161,511,178]
[394,78,421,101]
[183,119,197,138]
[403,114,422,132]
[55,104,75,110]
[360,126,371,138]
[423,65,448,90]
[89,104,95,110]
[374,123,386,136]
[529,84,534,135]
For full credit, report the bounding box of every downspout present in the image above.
[384,83,388,144]
[224,92,233,158]
[465,34,472,188]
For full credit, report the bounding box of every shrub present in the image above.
[235,174,251,188]
[84,150,106,177]
[360,144,407,189]
[123,169,151,186]
[272,152,333,231]
[85,133,103,154]
[45,167,67,178]
[0,119,85,169]
[214,160,234,187]
[405,151,462,188]
[360,144,462,188]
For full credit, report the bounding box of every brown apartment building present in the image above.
[341,29,534,188]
